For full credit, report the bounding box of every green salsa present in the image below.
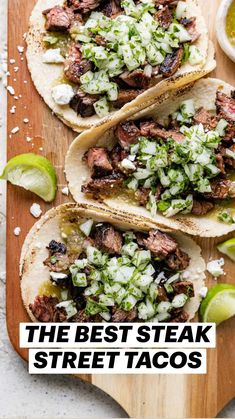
[226,0,235,46]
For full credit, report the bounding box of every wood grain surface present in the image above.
[6,0,235,417]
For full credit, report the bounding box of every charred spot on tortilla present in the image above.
[21,204,206,323]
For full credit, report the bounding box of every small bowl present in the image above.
[216,0,235,63]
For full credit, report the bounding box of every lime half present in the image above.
[0,153,57,202]
[217,238,235,262]
[200,284,235,325]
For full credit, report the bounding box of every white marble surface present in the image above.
[0,1,234,417]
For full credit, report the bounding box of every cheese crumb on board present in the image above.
[13,227,21,236]
[30,203,42,218]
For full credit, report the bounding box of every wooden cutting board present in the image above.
[6,0,235,417]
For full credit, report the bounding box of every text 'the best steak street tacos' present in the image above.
[65,78,235,237]
[20,203,205,323]
[26,0,214,131]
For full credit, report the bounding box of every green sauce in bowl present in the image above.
[226,0,235,46]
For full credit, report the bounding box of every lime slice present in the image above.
[0,153,57,202]
[217,238,235,262]
[200,283,235,325]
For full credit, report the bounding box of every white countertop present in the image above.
[0,1,234,417]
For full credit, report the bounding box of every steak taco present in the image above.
[65,78,235,237]
[26,0,214,131]
[20,203,205,323]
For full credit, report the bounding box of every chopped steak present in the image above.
[135,232,147,248]
[135,188,150,206]
[112,306,137,322]
[142,229,178,259]
[193,107,218,130]
[159,47,183,77]
[67,0,102,13]
[81,172,124,196]
[180,16,200,43]
[216,91,235,122]
[110,144,128,169]
[156,0,181,5]
[70,309,91,322]
[47,240,67,255]
[156,286,169,302]
[30,296,67,322]
[191,199,214,216]
[102,0,122,17]
[44,252,71,272]
[149,124,185,143]
[83,236,96,249]
[216,153,226,175]
[166,248,190,271]
[43,6,74,31]
[94,223,122,254]
[170,308,189,323]
[205,179,235,200]
[140,121,157,136]
[116,121,140,149]
[172,281,194,297]
[224,123,235,142]
[224,144,235,168]
[94,35,106,46]
[64,44,92,84]
[113,89,144,108]
[70,90,97,117]
[155,5,173,29]
[119,69,151,89]
[86,147,113,178]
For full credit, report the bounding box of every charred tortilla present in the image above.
[65,78,235,237]
[20,203,205,323]
[26,0,215,131]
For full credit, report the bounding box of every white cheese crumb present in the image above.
[39,147,43,151]
[50,272,68,281]
[9,59,15,64]
[30,203,42,218]
[23,118,29,123]
[14,66,19,72]
[42,48,65,64]
[51,84,74,105]
[26,136,32,142]
[120,158,136,171]
[10,105,16,114]
[17,46,24,54]
[11,126,19,134]
[61,186,69,196]
[199,287,208,299]
[207,258,225,278]
[13,227,21,236]
[7,85,15,95]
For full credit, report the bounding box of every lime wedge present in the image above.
[217,238,235,262]
[200,283,235,325]
[0,153,57,202]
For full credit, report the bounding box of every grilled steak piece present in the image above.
[160,47,183,77]
[102,0,122,17]
[67,0,102,13]
[216,153,226,175]
[85,147,113,178]
[156,0,181,5]
[224,144,235,168]
[142,229,178,259]
[224,123,235,142]
[191,200,214,215]
[70,309,91,322]
[64,44,92,84]
[149,124,185,143]
[135,232,147,248]
[116,121,140,149]
[94,35,106,46]
[205,179,235,200]
[43,6,74,31]
[155,5,173,29]
[166,248,190,271]
[29,296,67,322]
[81,172,124,196]
[119,69,151,89]
[170,308,189,323]
[70,90,97,117]
[94,223,122,254]
[172,281,194,297]
[180,16,200,43]
[193,107,218,130]
[110,144,128,169]
[140,121,157,136]
[156,286,169,302]
[135,188,150,206]
[112,306,138,322]
[216,91,235,122]
[44,253,71,272]
[113,89,144,108]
